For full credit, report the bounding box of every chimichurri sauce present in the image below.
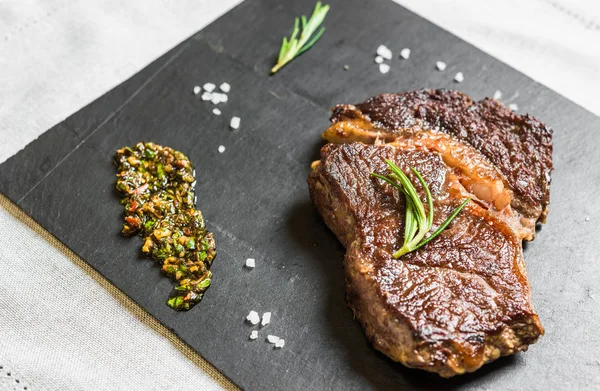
[115,142,215,311]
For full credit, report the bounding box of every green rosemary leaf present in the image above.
[290,17,300,44]
[372,161,470,259]
[298,27,326,55]
[371,173,407,196]
[411,167,434,229]
[278,36,288,62]
[271,1,330,74]
[404,201,416,247]
[414,197,471,250]
[385,160,426,223]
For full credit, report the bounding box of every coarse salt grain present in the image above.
[343,65,350,71]
[211,95,221,105]
[436,61,446,71]
[245,258,255,268]
[261,312,271,326]
[213,108,221,115]
[275,339,285,348]
[203,83,216,92]
[585,216,590,222]
[374,56,384,64]
[267,335,280,344]
[509,103,518,111]
[379,63,390,74]
[193,86,201,95]
[212,92,227,104]
[493,90,502,100]
[230,116,241,130]
[218,145,226,154]
[376,45,392,60]
[201,92,213,101]
[400,48,411,59]
[220,82,231,93]
[246,311,260,325]
[454,72,464,83]
[250,330,258,340]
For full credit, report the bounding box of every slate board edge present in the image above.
[0,193,241,391]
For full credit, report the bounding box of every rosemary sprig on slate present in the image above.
[271,1,330,74]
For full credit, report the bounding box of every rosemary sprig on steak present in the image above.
[372,159,470,258]
[115,142,215,311]
[271,1,330,74]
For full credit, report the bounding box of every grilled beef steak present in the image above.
[308,90,552,377]
[323,89,553,240]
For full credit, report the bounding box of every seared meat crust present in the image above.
[309,90,551,377]
[308,142,543,377]
[324,90,553,227]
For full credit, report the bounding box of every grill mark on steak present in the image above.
[308,142,544,377]
[324,89,553,229]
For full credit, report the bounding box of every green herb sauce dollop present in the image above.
[115,142,215,311]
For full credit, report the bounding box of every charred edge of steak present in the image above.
[308,142,544,377]
[326,89,553,229]
[344,247,543,377]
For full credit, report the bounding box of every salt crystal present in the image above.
[509,103,519,111]
[211,92,227,104]
[193,86,201,95]
[218,145,226,154]
[261,312,271,326]
[246,311,260,325]
[436,61,446,71]
[267,335,280,343]
[375,56,384,64]
[454,72,464,83]
[250,330,258,340]
[379,63,390,74]
[585,216,590,222]
[220,82,231,93]
[213,108,221,115]
[376,45,392,60]
[203,83,216,92]
[201,92,213,101]
[493,90,502,100]
[246,258,255,268]
[400,48,411,59]
[343,65,350,71]
[230,116,241,130]
[275,339,285,348]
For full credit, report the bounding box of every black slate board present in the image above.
[2,0,600,389]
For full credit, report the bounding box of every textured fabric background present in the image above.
[0,195,236,391]
[400,0,600,116]
[0,0,599,390]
